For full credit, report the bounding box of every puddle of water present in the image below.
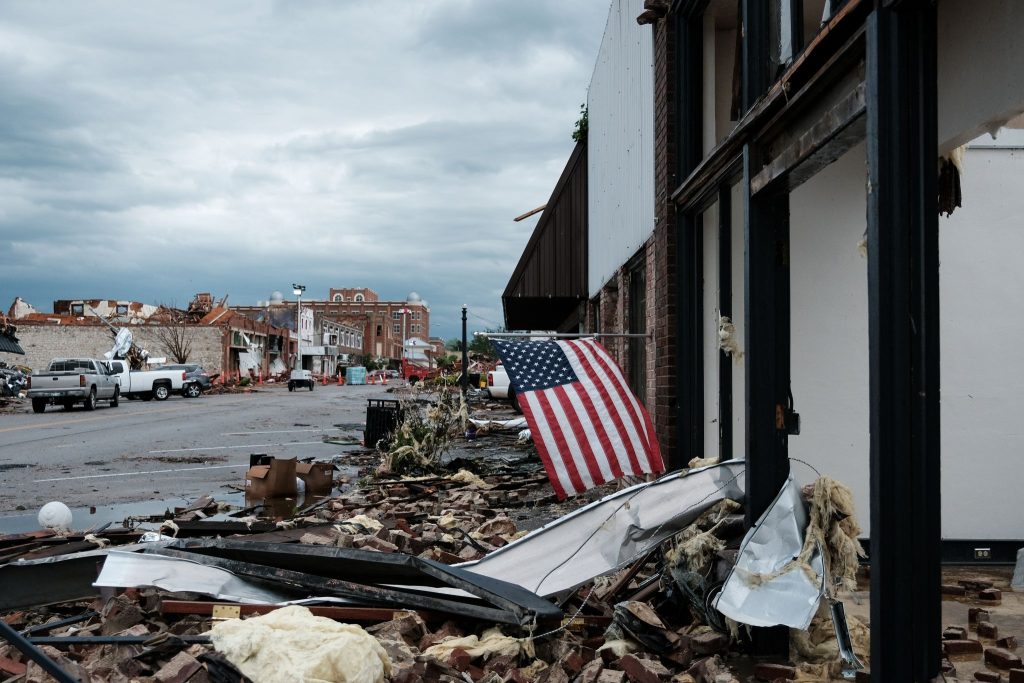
[0,463,360,534]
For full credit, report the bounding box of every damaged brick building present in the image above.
[505,0,1024,678]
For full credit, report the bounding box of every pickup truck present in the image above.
[487,364,521,413]
[27,358,121,413]
[104,359,189,401]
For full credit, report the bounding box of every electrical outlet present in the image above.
[974,547,991,560]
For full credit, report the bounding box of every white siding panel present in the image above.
[587,0,655,297]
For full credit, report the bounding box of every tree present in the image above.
[445,338,463,352]
[469,328,502,357]
[151,307,195,364]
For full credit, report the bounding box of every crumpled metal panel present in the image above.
[713,476,824,629]
[460,460,747,597]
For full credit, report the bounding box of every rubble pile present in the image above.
[2,403,1018,683]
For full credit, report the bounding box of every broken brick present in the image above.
[1008,669,1024,683]
[986,647,1024,669]
[942,584,967,596]
[980,588,1004,603]
[945,639,984,657]
[596,670,628,683]
[617,654,671,683]
[446,646,472,671]
[690,631,730,656]
[574,659,605,683]
[971,608,993,626]
[945,626,969,640]
[999,636,1019,650]
[980,622,1001,639]
[0,656,26,677]
[355,535,398,553]
[754,662,796,680]
[975,671,1002,682]
[154,651,202,683]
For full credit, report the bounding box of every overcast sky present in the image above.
[0,1,609,340]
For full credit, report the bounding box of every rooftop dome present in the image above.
[406,291,422,303]
[269,291,284,304]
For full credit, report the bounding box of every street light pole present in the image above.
[461,305,469,395]
[292,284,305,370]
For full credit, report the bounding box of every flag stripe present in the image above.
[561,340,645,475]
[532,389,587,494]
[519,391,570,499]
[563,382,623,480]
[552,384,610,485]
[571,339,662,473]
[577,339,650,450]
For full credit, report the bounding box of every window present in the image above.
[392,324,400,334]
[354,294,364,302]
[413,311,421,320]
[116,304,128,315]
[71,303,84,315]
[333,294,342,302]
[392,311,402,320]
[375,325,382,336]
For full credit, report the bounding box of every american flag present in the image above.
[492,338,664,499]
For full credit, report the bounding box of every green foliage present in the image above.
[572,103,588,142]
[469,329,501,357]
[435,353,456,370]
[445,338,463,352]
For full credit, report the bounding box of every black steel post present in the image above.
[674,8,705,471]
[461,305,469,395]
[865,4,940,681]
[0,618,78,683]
[743,144,792,658]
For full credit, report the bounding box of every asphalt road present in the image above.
[0,382,400,531]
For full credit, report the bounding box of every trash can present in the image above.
[364,398,402,450]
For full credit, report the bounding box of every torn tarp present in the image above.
[713,476,824,629]
[460,460,747,597]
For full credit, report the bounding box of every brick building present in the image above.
[237,288,430,364]
[7,296,292,379]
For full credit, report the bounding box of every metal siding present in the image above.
[588,0,655,297]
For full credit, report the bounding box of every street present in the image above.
[0,383,398,532]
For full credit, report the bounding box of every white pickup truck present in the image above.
[104,359,189,401]
[28,358,121,413]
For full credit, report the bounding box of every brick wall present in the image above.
[14,324,225,375]
[652,13,680,469]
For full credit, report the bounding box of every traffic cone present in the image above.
[382,374,388,386]
[368,373,375,385]
[337,374,343,386]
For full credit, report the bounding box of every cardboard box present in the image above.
[244,455,297,499]
[296,461,336,495]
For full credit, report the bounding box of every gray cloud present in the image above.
[0,1,607,338]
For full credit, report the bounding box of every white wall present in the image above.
[939,145,1024,539]
[588,0,655,296]
[788,139,1024,539]
[788,143,871,531]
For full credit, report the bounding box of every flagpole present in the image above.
[475,332,650,339]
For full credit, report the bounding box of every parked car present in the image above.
[27,358,120,412]
[487,364,521,413]
[158,363,211,398]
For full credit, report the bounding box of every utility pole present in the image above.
[292,284,305,370]
[461,304,469,394]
